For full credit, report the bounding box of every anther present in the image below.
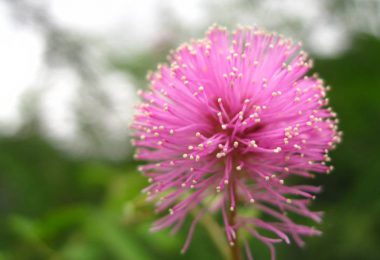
[250,140,258,147]
[216,153,225,158]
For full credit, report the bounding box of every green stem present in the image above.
[228,178,241,260]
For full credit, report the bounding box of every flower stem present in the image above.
[228,177,241,260]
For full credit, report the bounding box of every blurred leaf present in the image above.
[38,206,89,240]
[9,216,41,243]
[85,211,152,260]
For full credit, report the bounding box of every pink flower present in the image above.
[132,25,341,259]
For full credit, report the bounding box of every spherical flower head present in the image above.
[132,25,341,259]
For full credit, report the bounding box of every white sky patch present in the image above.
[166,0,206,29]
[308,22,349,57]
[260,0,323,23]
[39,68,79,142]
[49,0,131,34]
[96,72,138,159]
[100,72,138,131]
[39,68,138,159]
[0,2,44,133]
[49,0,161,51]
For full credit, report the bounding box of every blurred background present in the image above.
[0,0,379,259]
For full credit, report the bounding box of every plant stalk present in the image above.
[227,177,241,260]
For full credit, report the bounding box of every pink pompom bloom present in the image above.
[132,25,341,259]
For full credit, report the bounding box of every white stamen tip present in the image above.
[250,140,258,147]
